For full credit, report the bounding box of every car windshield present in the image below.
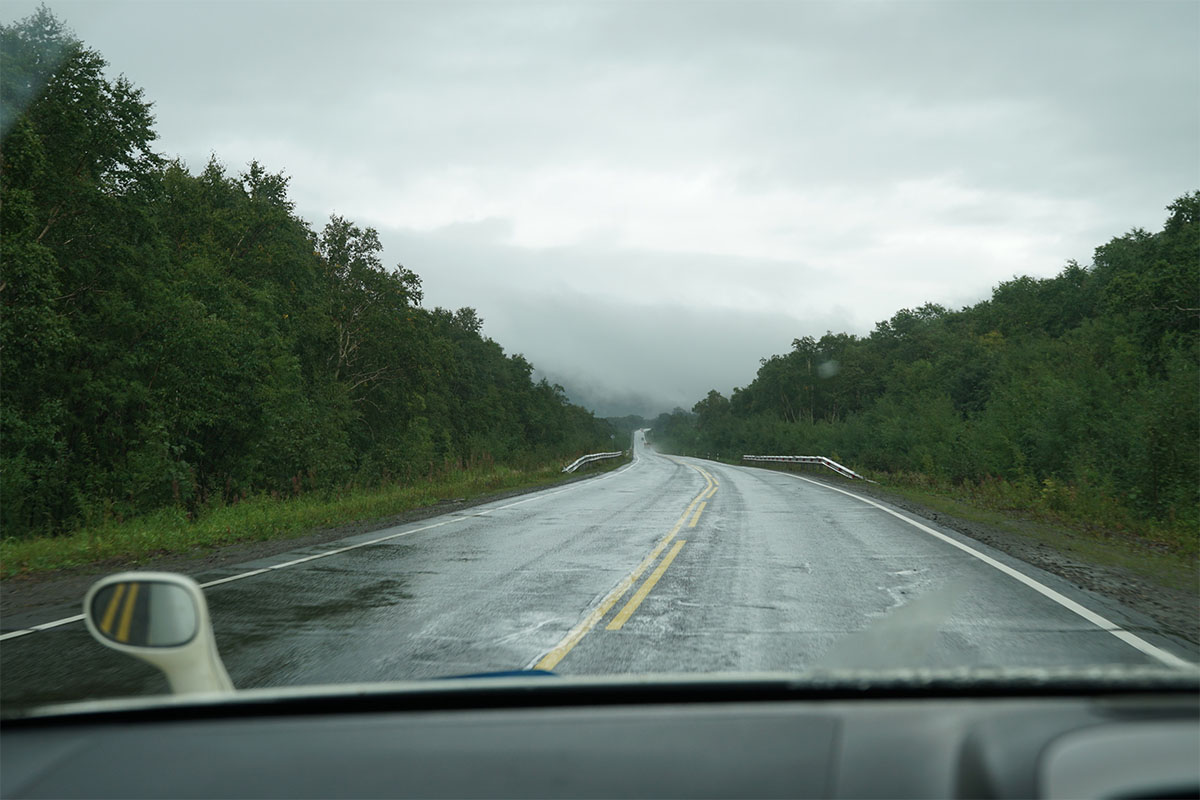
[1,0,1196,711]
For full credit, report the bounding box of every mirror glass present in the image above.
[89,581,199,647]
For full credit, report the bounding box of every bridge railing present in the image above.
[562,451,625,473]
[742,455,872,482]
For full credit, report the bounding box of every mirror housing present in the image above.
[83,572,234,695]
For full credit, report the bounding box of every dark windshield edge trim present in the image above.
[5,676,1197,727]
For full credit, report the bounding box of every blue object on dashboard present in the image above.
[438,669,559,680]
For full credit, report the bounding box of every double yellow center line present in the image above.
[99,582,140,643]
[535,462,718,670]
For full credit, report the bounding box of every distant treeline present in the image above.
[652,193,1199,534]
[1,10,613,538]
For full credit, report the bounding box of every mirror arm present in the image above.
[83,572,235,696]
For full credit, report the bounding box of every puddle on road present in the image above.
[214,576,415,635]
[291,578,415,621]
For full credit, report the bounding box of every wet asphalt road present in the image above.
[2,433,1195,706]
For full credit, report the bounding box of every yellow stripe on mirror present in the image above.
[99,583,126,634]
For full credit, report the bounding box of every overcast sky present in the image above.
[8,1,1198,416]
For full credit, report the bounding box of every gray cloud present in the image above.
[7,0,1196,417]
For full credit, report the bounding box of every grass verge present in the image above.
[1,456,628,579]
[877,477,1198,593]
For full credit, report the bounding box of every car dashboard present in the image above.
[2,670,1197,799]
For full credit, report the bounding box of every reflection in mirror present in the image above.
[89,581,199,647]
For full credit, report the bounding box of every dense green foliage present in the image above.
[1,9,612,538]
[654,194,1199,535]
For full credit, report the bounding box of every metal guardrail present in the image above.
[742,455,873,482]
[562,451,625,473]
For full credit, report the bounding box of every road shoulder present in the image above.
[775,468,1198,647]
[0,466,622,623]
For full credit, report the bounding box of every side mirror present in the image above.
[83,572,234,695]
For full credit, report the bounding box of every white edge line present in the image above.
[1,458,643,642]
[0,614,86,641]
[761,467,1195,670]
